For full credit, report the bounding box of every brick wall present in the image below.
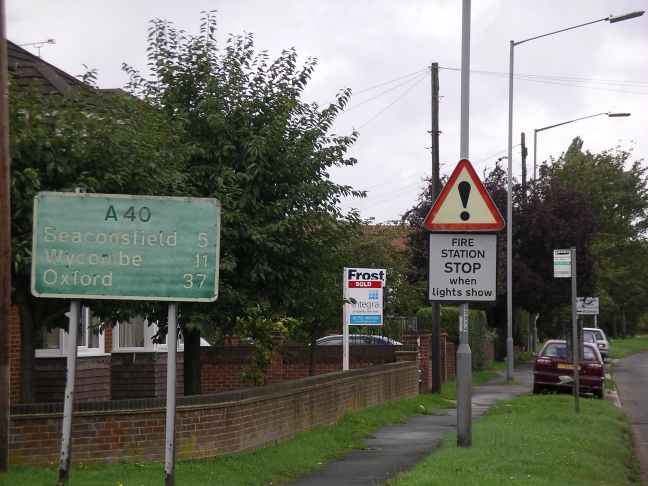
[445,342,456,380]
[111,352,183,400]
[485,338,495,369]
[401,330,453,392]
[10,311,115,405]
[9,361,418,466]
[35,356,110,403]
[201,343,417,394]
[9,306,20,405]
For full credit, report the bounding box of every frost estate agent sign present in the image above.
[343,267,385,325]
[32,192,220,301]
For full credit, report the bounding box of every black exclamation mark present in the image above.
[458,181,471,221]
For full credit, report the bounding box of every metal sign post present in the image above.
[571,247,580,413]
[424,0,503,449]
[554,248,579,412]
[57,299,80,484]
[342,268,349,371]
[165,302,178,486]
[456,303,471,446]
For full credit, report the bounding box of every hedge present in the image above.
[417,306,491,371]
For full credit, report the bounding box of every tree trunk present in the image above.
[14,287,36,404]
[183,328,202,396]
[14,283,69,404]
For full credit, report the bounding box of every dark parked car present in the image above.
[316,334,401,345]
[533,339,607,399]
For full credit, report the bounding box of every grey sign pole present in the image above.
[456,0,473,448]
[58,298,80,485]
[342,268,349,371]
[457,303,472,446]
[165,302,178,485]
[571,248,580,413]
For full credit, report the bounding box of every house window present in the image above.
[36,327,63,356]
[35,306,105,357]
[113,316,183,353]
[77,307,103,355]
[118,315,146,348]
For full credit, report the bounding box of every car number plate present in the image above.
[557,363,581,370]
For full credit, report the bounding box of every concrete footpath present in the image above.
[286,362,535,486]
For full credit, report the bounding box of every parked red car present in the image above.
[533,339,608,399]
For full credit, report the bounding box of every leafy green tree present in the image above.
[511,175,599,315]
[548,138,648,336]
[10,79,186,402]
[122,12,363,392]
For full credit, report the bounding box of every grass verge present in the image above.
[384,393,638,486]
[609,335,648,359]
[2,393,455,486]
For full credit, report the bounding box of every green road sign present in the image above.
[31,192,220,301]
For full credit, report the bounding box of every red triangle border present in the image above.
[423,159,505,231]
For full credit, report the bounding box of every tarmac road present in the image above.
[613,350,648,486]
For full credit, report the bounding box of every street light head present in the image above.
[608,11,644,23]
[608,112,631,117]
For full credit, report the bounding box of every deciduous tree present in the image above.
[548,138,648,335]
[122,12,363,392]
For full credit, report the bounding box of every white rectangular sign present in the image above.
[554,249,572,278]
[428,234,497,302]
[577,297,599,315]
[344,267,385,325]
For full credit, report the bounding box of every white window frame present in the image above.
[112,317,183,353]
[35,306,106,358]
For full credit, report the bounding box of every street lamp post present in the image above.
[506,10,643,380]
[533,112,631,179]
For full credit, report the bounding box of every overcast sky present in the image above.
[8,1,648,223]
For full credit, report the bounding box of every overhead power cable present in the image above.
[341,177,425,209]
[342,74,431,113]
[342,144,523,212]
[352,69,429,96]
[441,67,648,95]
[357,72,429,130]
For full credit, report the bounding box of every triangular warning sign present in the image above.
[423,159,505,231]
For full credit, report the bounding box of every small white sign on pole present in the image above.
[553,249,572,278]
[577,297,599,315]
[343,267,385,325]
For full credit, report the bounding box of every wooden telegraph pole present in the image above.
[0,0,12,473]
[430,63,442,394]
[521,132,527,187]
